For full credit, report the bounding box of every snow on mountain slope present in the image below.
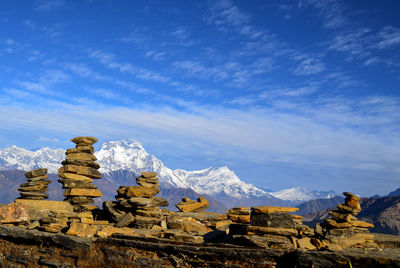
[0,146,64,173]
[173,167,268,199]
[268,187,337,202]
[95,140,187,188]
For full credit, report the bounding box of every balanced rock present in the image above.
[117,186,159,198]
[176,196,209,212]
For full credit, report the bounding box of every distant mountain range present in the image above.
[0,139,337,210]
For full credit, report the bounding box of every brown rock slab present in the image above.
[27,175,49,182]
[136,209,163,218]
[167,217,212,234]
[136,180,160,188]
[115,212,135,228]
[20,180,51,187]
[59,179,97,189]
[171,234,204,243]
[58,165,101,178]
[66,222,98,237]
[19,191,48,198]
[129,197,168,208]
[61,159,100,169]
[343,192,360,201]
[66,152,97,162]
[71,136,98,145]
[226,207,250,215]
[102,201,126,222]
[329,211,354,222]
[141,171,157,178]
[58,173,94,182]
[24,168,47,178]
[251,206,299,214]
[118,186,160,198]
[135,215,162,228]
[14,200,75,220]
[297,237,317,250]
[176,196,209,212]
[97,226,135,238]
[232,234,293,249]
[215,219,232,230]
[0,203,30,223]
[337,203,360,215]
[64,188,102,197]
[227,214,250,223]
[251,211,295,228]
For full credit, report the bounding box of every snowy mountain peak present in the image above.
[269,186,337,202]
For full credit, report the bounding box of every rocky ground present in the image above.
[0,225,399,268]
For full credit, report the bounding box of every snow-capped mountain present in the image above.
[0,146,64,173]
[268,187,337,202]
[0,139,334,204]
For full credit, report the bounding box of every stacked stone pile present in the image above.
[229,206,315,249]
[58,136,102,212]
[176,197,209,212]
[17,168,51,200]
[318,192,375,249]
[104,172,169,229]
[226,207,250,223]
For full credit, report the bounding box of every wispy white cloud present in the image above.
[300,0,348,29]
[144,50,166,61]
[293,57,325,75]
[35,0,65,12]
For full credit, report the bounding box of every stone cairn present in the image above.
[318,192,375,249]
[228,206,314,249]
[17,168,51,200]
[58,136,102,212]
[104,171,169,229]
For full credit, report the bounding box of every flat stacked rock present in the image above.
[58,136,102,212]
[105,172,169,228]
[319,192,375,249]
[230,206,301,249]
[176,197,209,212]
[226,207,251,223]
[17,168,51,200]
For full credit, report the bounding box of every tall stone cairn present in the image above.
[16,168,51,200]
[58,136,102,212]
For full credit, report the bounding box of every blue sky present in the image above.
[0,0,399,196]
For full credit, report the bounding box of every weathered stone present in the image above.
[167,217,212,234]
[297,237,317,250]
[314,223,323,236]
[322,218,374,229]
[129,197,168,208]
[176,196,209,212]
[103,201,127,222]
[310,238,326,249]
[42,223,64,233]
[20,180,51,187]
[19,191,48,198]
[251,206,299,214]
[59,172,94,182]
[177,211,227,222]
[229,224,298,236]
[345,198,361,210]
[115,212,135,228]
[226,207,250,215]
[71,136,98,145]
[336,203,360,215]
[297,225,314,236]
[227,214,250,223]
[64,188,102,197]
[65,196,94,204]
[343,192,360,201]
[134,215,161,228]
[66,152,97,162]
[215,219,232,230]
[58,165,101,178]
[24,168,47,178]
[329,210,355,222]
[171,234,204,243]
[136,180,160,188]
[136,176,159,183]
[327,233,375,249]
[59,179,97,189]
[141,171,157,178]
[117,186,160,198]
[27,175,49,182]
[18,185,49,192]
[28,220,41,230]
[61,159,100,169]
[97,226,135,238]
[14,199,75,220]
[136,209,163,218]
[76,145,95,154]
[0,203,29,223]
[66,222,98,237]
[232,235,293,249]
[251,212,295,228]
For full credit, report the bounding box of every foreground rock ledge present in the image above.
[0,226,399,267]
